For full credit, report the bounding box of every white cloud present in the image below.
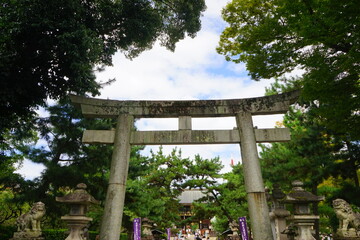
[15,160,46,180]
[97,0,236,101]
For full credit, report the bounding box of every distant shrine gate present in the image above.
[70,91,299,240]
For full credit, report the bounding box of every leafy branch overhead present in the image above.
[217,0,360,140]
[0,0,206,134]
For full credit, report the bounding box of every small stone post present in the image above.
[266,184,290,240]
[142,218,155,240]
[229,220,240,240]
[56,183,99,240]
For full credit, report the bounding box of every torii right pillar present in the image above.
[236,112,273,240]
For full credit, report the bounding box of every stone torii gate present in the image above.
[70,91,299,240]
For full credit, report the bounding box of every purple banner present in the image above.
[167,228,171,240]
[134,218,141,240]
[238,217,249,240]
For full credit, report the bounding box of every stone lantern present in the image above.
[56,183,99,240]
[282,180,324,240]
[142,218,154,240]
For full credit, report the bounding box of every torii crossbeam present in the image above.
[70,90,299,240]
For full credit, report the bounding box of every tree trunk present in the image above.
[345,141,360,188]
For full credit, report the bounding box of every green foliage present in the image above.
[260,107,341,190]
[2,100,120,229]
[181,155,225,228]
[0,0,206,135]
[212,164,248,232]
[218,1,360,230]
[0,116,38,195]
[188,162,248,234]
[259,97,359,234]
[218,0,360,141]
[316,179,360,233]
[184,155,223,189]
[262,81,359,188]
[0,225,16,240]
[42,229,68,240]
[123,148,235,233]
[123,147,191,230]
[0,189,30,225]
[210,216,229,237]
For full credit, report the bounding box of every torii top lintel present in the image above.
[70,91,299,118]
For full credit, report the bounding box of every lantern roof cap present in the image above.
[282,181,324,203]
[56,183,99,205]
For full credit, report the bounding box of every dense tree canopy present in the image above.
[259,104,360,235]
[217,0,360,140]
[0,0,206,134]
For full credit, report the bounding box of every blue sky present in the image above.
[16,0,283,179]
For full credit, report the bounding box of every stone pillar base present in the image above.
[10,238,44,240]
[143,235,155,240]
[333,237,360,240]
[334,229,360,239]
[10,231,44,240]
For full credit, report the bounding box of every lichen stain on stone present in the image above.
[262,129,269,140]
[194,131,215,143]
[78,90,299,117]
[253,192,265,205]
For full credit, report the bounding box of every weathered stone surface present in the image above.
[56,183,99,205]
[11,202,45,240]
[282,181,324,240]
[236,112,273,240]
[334,236,360,240]
[267,185,290,240]
[82,128,290,145]
[100,114,133,240]
[57,183,98,240]
[70,90,299,118]
[11,231,44,240]
[283,180,325,204]
[333,199,360,239]
[142,218,154,240]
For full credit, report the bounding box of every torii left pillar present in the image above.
[99,114,133,240]
[236,112,273,240]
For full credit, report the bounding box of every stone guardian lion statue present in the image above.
[332,198,360,237]
[16,202,46,232]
